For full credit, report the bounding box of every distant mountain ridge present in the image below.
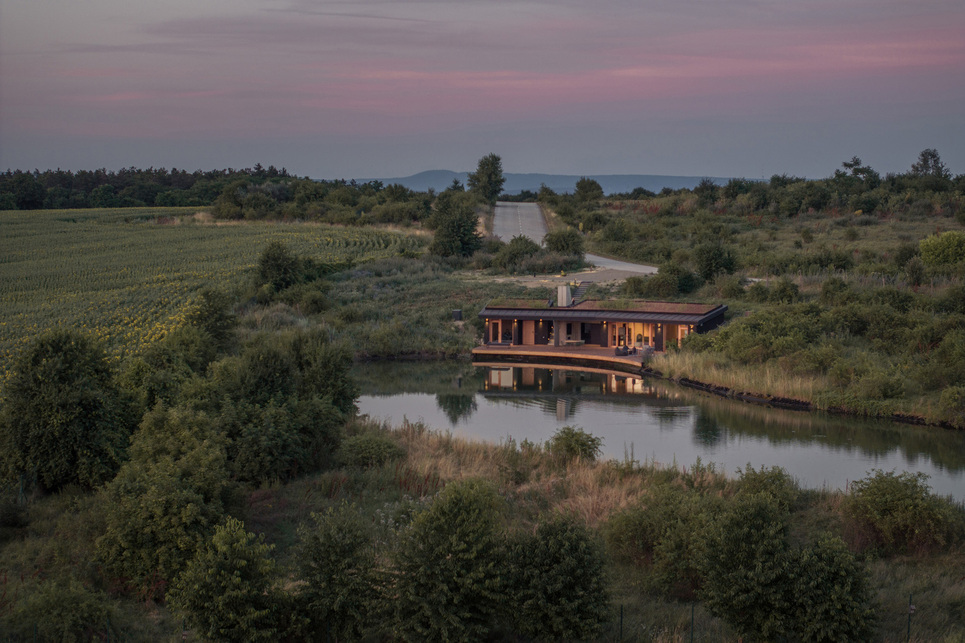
[364,170,732,195]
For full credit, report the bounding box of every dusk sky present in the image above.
[2,0,963,180]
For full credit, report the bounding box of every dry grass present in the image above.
[653,350,828,401]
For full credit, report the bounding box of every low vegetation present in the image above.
[2,150,964,639]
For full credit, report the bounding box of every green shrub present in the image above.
[846,469,956,554]
[737,464,798,511]
[0,577,119,642]
[295,505,380,641]
[699,494,793,641]
[543,228,585,256]
[506,516,610,640]
[338,433,404,468]
[790,534,876,642]
[0,329,134,491]
[920,230,965,266]
[546,426,603,462]
[169,518,278,643]
[939,385,965,427]
[392,479,505,642]
[97,406,231,596]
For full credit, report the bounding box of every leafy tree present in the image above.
[392,479,505,642]
[428,191,482,257]
[9,172,47,209]
[790,534,876,642]
[258,240,301,291]
[466,153,505,205]
[494,234,540,270]
[295,505,380,640]
[574,177,604,204]
[693,177,719,208]
[910,148,951,180]
[543,228,585,257]
[699,494,793,640]
[693,242,736,281]
[183,288,237,351]
[506,516,610,640]
[169,518,278,643]
[97,406,231,595]
[0,329,133,490]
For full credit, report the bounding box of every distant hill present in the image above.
[365,170,732,195]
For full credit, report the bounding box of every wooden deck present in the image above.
[471,344,649,373]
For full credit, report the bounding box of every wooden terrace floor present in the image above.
[471,343,650,371]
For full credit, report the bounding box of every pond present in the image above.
[353,361,965,501]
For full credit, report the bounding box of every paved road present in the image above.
[492,201,656,276]
[493,202,548,244]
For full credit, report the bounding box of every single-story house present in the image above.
[477,288,726,353]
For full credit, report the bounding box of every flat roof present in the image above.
[480,299,727,326]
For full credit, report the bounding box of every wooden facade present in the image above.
[477,299,727,353]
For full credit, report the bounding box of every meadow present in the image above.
[0,208,426,371]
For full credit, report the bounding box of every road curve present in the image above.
[492,201,656,275]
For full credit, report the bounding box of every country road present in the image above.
[492,201,657,278]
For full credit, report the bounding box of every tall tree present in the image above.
[467,153,505,206]
[0,330,133,490]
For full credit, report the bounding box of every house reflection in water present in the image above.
[483,366,658,397]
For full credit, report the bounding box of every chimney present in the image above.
[557,284,572,307]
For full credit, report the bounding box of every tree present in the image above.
[0,330,133,490]
[392,479,505,642]
[169,518,278,642]
[466,153,505,206]
[910,148,951,180]
[699,494,794,640]
[258,240,301,291]
[96,406,231,595]
[428,191,482,257]
[295,505,380,640]
[694,242,736,281]
[506,516,610,640]
[574,177,604,204]
[543,228,585,257]
[790,535,876,642]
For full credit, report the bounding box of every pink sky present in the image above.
[1,0,963,179]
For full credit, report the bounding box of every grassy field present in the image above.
[0,208,426,370]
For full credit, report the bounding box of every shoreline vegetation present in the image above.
[1,152,964,638]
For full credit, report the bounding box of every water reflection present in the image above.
[353,362,965,500]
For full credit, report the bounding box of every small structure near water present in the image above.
[472,284,727,372]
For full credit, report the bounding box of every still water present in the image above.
[354,361,965,501]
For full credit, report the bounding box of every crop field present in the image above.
[0,207,426,370]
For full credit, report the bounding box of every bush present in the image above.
[0,577,119,642]
[506,516,610,640]
[920,230,965,266]
[790,535,876,642]
[295,505,380,640]
[737,464,798,511]
[169,518,278,643]
[543,228,585,257]
[0,329,134,491]
[392,479,505,642]
[338,433,404,468]
[846,470,957,554]
[699,494,793,640]
[546,426,602,461]
[97,406,231,596]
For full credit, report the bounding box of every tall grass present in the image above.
[653,350,828,401]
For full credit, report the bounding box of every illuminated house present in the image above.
[477,286,726,353]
